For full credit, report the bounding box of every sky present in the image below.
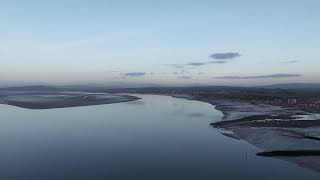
[0,0,319,86]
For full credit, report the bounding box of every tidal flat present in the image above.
[0,92,319,179]
[0,91,140,109]
[183,95,320,173]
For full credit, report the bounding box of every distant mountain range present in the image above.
[0,83,320,92]
[0,82,162,92]
[258,83,320,90]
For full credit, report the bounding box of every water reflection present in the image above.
[0,95,319,179]
[125,100,145,106]
[187,112,206,118]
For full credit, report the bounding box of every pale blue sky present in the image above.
[1,0,319,86]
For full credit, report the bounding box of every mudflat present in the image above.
[0,91,140,109]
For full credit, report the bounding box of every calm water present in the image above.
[0,95,319,180]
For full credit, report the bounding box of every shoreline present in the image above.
[170,93,308,122]
[171,93,320,173]
[183,94,320,173]
[1,91,320,172]
[0,92,140,109]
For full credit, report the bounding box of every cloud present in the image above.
[180,69,190,74]
[210,52,241,60]
[187,62,207,66]
[173,65,185,68]
[214,73,302,79]
[172,69,190,76]
[171,60,228,68]
[186,60,227,66]
[209,60,229,64]
[177,76,192,79]
[287,60,299,64]
[165,64,185,68]
[122,72,146,78]
[166,52,240,69]
[186,52,241,66]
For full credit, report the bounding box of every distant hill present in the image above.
[259,83,320,90]
[0,82,162,92]
[58,82,162,90]
[1,83,320,92]
[0,85,59,91]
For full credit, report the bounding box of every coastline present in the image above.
[170,93,307,122]
[171,93,320,173]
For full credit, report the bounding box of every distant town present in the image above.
[102,85,320,113]
[1,83,320,113]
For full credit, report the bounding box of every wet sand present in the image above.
[170,93,320,172]
[0,92,140,109]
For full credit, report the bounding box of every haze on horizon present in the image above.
[1,0,319,87]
